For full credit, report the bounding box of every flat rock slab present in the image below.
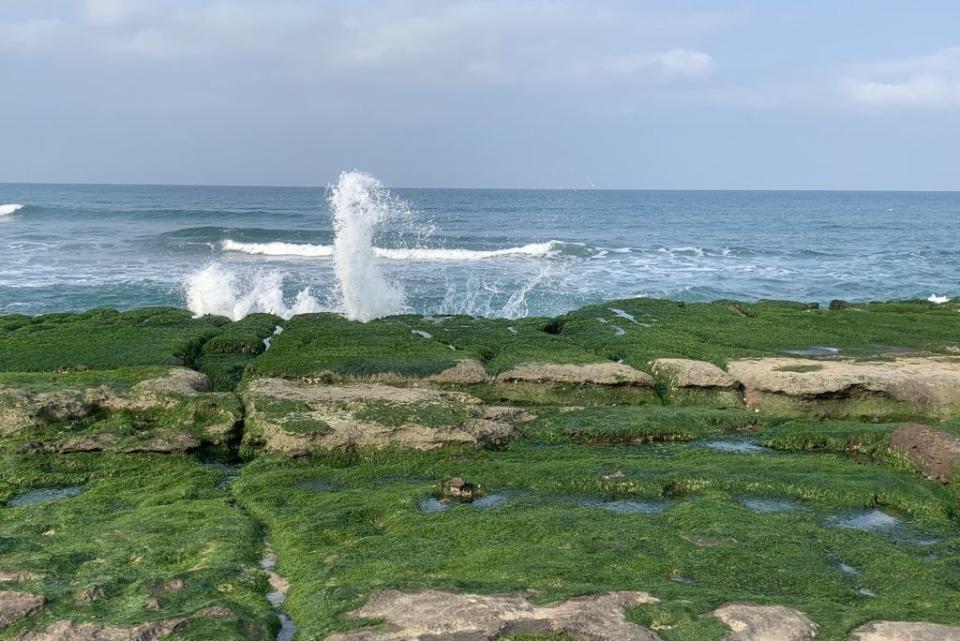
[243,379,519,454]
[650,359,737,389]
[326,589,663,641]
[497,362,654,386]
[711,603,819,640]
[0,590,44,629]
[726,357,960,415]
[890,423,960,483]
[15,618,188,641]
[849,621,960,641]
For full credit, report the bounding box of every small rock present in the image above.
[711,603,819,640]
[199,605,236,619]
[145,598,161,611]
[442,477,481,501]
[0,590,45,629]
[75,585,105,604]
[829,299,849,311]
[650,358,737,389]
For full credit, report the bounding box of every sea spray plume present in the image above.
[0,204,25,216]
[328,171,406,321]
[184,263,323,320]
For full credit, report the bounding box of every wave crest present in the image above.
[220,239,569,260]
[0,204,25,216]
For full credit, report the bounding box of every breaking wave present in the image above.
[184,263,324,321]
[0,204,25,216]
[220,239,570,260]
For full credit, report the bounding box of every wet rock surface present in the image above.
[326,589,663,641]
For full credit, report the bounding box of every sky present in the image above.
[1,1,959,189]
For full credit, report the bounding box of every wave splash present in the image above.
[0,204,25,216]
[329,171,407,321]
[184,263,324,320]
[220,239,566,260]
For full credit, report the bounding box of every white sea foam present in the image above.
[184,263,323,320]
[928,294,950,304]
[0,204,25,216]
[221,239,565,261]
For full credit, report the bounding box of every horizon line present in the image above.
[2,180,960,193]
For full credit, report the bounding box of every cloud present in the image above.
[843,47,960,111]
[0,1,718,87]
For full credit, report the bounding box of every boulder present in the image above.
[426,359,490,385]
[242,379,518,454]
[849,621,960,640]
[15,618,188,641]
[325,589,663,641]
[0,590,44,629]
[890,423,960,483]
[650,359,737,389]
[726,357,960,417]
[710,603,818,640]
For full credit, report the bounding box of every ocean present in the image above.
[1,173,957,319]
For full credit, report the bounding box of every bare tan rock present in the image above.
[497,362,654,386]
[710,603,818,640]
[726,357,960,415]
[15,618,188,641]
[0,590,44,629]
[427,359,490,385]
[890,423,960,483]
[849,621,960,640]
[325,589,663,641]
[651,359,737,389]
[130,368,211,398]
[243,379,518,454]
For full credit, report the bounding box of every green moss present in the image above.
[232,441,960,641]
[0,454,274,640]
[0,366,172,393]
[760,420,897,456]
[354,400,475,429]
[460,382,660,407]
[522,406,764,445]
[554,298,960,369]
[0,308,225,372]
[247,314,459,379]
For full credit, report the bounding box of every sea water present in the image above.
[1,176,957,319]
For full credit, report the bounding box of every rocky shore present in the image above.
[1,298,959,640]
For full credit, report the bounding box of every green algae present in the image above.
[0,308,227,373]
[0,454,274,640]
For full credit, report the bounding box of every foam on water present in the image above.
[184,263,323,320]
[222,239,566,260]
[0,204,25,216]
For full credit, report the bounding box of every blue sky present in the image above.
[1,1,959,189]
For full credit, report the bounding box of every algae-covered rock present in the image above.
[849,621,960,640]
[727,357,960,418]
[0,368,240,454]
[326,590,663,641]
[242,378,518,454]
[710,603,819,640]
